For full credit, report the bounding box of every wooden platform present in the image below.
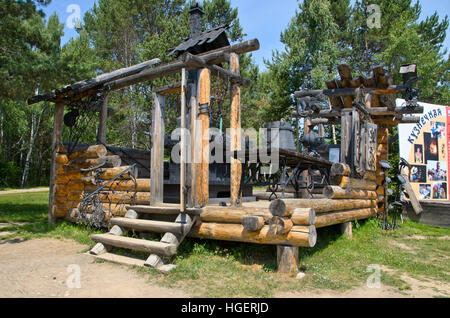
[404,201,450,228]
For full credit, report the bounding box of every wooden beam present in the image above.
[48,102,65,223]
[230,53,241,207]
[150,93,165,206]
[29,59,161,105]
[292,106,424,119]
[154,82,182,96]
[107,39,259,94]
[196,68,211,207]
[180,70,187,213]
[294,86,405,99]
[183,53,251,87]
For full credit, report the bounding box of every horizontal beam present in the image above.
[294,86,405,99]
[29,39,260,105]
[182,53,250,87]
[292,106,424,119]
[29,59,161,105]
[154,82,182,96]
[105,39,259,93]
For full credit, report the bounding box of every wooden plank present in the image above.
[49,102,65,223]
[127,204,201,215]
[150,93,165,206]
[230,53,242,207]
[323,186,377,200]
[401,173,423,215]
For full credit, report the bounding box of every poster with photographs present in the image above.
[398,99,450,202]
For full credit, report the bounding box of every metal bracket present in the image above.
[198,103,210,115]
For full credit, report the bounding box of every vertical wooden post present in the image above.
[340,109,353,166]
[189,74,199,208]
[277,245,299,275]
[97,92,109,144]
[150,93,165,206]
[340,221,353,238]
[48,102,64,223]
[196,68,211,207]
[230,53,242,207]
[180,68,187,213]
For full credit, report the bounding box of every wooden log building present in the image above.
[28,2,421,274]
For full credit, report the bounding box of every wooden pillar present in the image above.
[340,109,353,166]
[189,71,199,208]
[376,127,389,215]
[48,102,65,223]
[230,53,242,207]
[196,68,211,207]
[150,93,165,206]
[340,221,353,238]
[277,245,299,275]
[180,69,187,213]
[97,92,108,144]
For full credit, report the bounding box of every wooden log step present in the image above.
[87,252,145,267]
[90,233,177,257]
[126,204,201,215]
[315,208,376,228]
[110,217,189,235]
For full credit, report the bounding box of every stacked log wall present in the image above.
[53,144,151,220]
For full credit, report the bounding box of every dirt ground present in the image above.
[0,238,187,298]
[0,237,448,298]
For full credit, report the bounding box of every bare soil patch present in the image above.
[0,238,187,298]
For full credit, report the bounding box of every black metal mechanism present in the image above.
[400,63,420,107]
[296,94,328,117]
[63,93,107,155]
[78,164,137,230]
[235,148,332,202]
[302,131,325,157]
[378,158,412,230]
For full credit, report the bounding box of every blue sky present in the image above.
[41,0,450,71]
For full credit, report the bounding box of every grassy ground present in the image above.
[1,191,449,297]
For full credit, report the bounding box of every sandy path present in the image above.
[0,188,49,195]
[0,238,187,298]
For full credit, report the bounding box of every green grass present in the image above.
[1,191,449,297]
[0,191,98,246]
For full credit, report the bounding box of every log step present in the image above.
[126,204,201,215]
[111,217,189,235]
[87,252,146,267]
[90,233,177,257]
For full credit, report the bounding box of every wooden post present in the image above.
[189,72,198,208]
[277,245,299,275]
[230,53,241,207]
[340,109,353,166]
[98,92,108,144]
[180,69,187,213]
[340,221,352,238]
[196,68,211,207]
[150,93,165,206]
[48,102,65,223]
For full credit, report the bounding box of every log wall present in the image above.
[54,144,151,220]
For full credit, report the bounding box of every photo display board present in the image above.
[398,99,450,202]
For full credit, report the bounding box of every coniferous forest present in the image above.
[0,0,448,189]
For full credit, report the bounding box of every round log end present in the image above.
[269,199,287,217]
